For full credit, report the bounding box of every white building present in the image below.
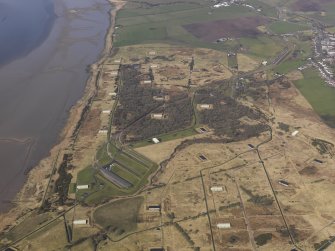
[73,219,89,225]
[291,130,299,137]
[152,138,160,144]
[211,186,224,192]
[217,223,231,229]
[102,110,111,114]
[77,185,89,190]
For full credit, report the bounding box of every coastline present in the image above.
[0,0,126,232]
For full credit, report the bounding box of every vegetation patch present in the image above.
[255,233,273,246]
[93,197,144,237]
[240,186,274,206]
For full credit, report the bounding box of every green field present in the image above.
[227,53,238,69]
[115,1,263,49]
[269,21,309,34]
[294,68,335,127]
[93,197,144,237]
[131,127,198,148]
[238,35,283,58]
[110,163,140,184]
[274,59,304,74]
[75,142,157,204]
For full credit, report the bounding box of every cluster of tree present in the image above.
[54,154,73,205]
[124,94,193,142]
[196,88,268,140]
[113,64,162,130]
[114,64,194,141]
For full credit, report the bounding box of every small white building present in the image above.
[211,186,224,192]
[291,130,299,137]
[73,219,89,225]
[98,129,108,134]
[151,113,164,119]
[199,104,212,109]
[77,185,89,190]
[150,64,158,68]
[262,61,268,66]
[102,110,111,114]
[152,138,160,144]
[217,223,231,229]
[109,92,117,96]
[143,80,152,84]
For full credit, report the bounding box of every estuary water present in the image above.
[0,0,111,211]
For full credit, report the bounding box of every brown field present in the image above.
[183,16,268,42]
[291,0,335,12]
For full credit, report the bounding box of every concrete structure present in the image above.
[217,223,231,229]
[77,185,89,190]
[148,205,161,212]
[73,219,89,225]
[211,186,224,192]
[102,110,111,114]
[109,92,117,96]
[98,130,108,134]
[152,138,160,144]
[291,130,299,136]
[143,80,152,84]
[148,51,156,55]
[150,64,158,68]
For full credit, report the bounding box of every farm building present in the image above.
[143,80,152,84]
[152,138,160,144]
[73,219,89,225]
[98,129,108,134]
[77,185,89,190]
[102,110,111,114]
[211,186,224,192]
[217,223,231,229]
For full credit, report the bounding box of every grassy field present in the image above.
[238,35,283,58]
[294,68,335,127]
[274,59,304,74]
[115,1,265,49]
[75,141,157,204]
[269,21,309,34]
[227,53,238,69]
[131,127,198,148]
[93,197,144,236]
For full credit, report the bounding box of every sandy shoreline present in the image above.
[0,0,126,232]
